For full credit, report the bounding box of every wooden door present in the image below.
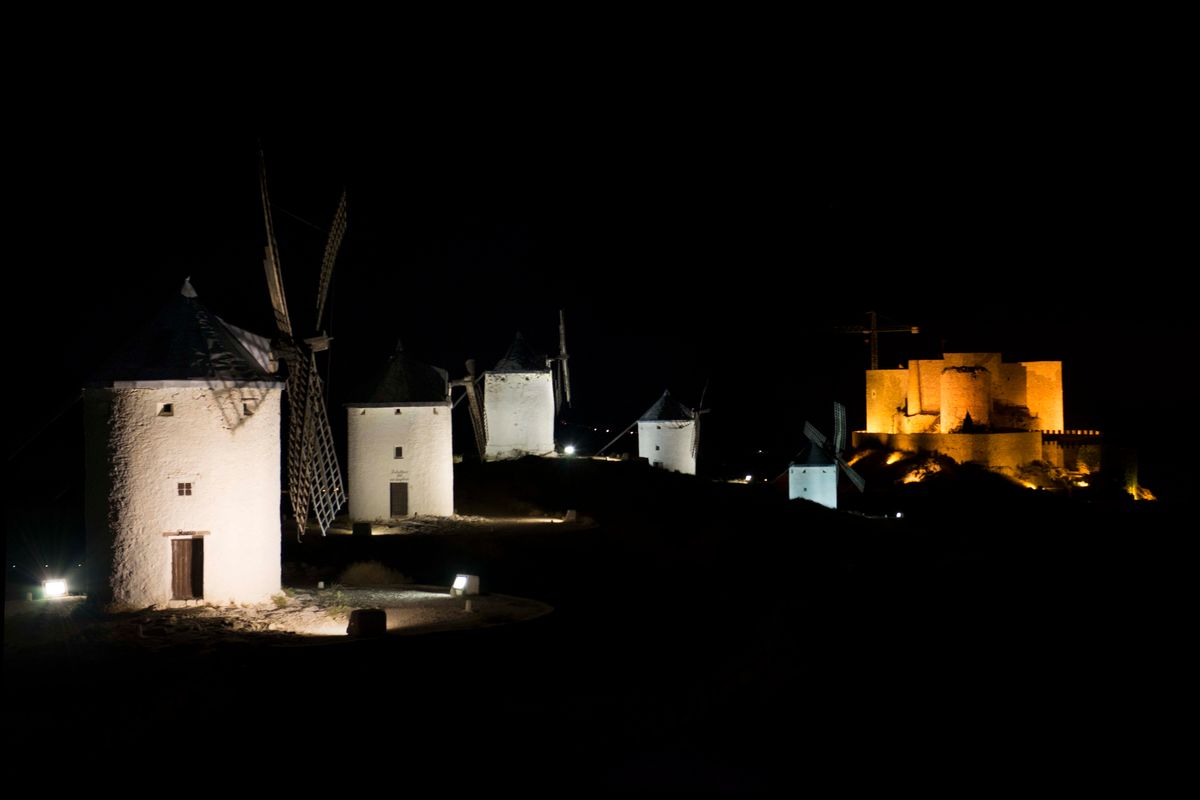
[390,482,409,517]
[171,538,204,600]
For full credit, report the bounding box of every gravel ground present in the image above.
[3,585,552,651]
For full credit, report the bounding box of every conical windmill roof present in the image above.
[492,332,547,373]
[354,343,449,404]
[639,390,694,422]
[791,441,836,467]
[89,279,276,385]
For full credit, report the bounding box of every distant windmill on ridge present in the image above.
[459,310,574,461]
[634,387,708,475]
[789,401,865,510]
[258,154,348,536]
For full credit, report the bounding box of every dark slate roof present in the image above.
[492,332,547,373]
[90,280,276,384]
[791,442,836,467]
[639,390,694,422]
[357,345,449,404]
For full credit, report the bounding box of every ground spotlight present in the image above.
[44,579,67,598]
[451,574,479,597]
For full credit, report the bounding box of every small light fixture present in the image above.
[744,474,752,482]
[450,574,479,597]
[44,579,67,598]
[564,445,576,455]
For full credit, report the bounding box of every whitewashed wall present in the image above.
[788,465,838,509]
[347,403,453,518]
[484,371,555,459]
[84,383,282,608]
[637,420,697,475]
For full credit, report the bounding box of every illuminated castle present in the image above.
[852,352,1100,474]
[84,280,283,608]
[347,343,454,520]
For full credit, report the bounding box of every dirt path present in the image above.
[3,585,552,652]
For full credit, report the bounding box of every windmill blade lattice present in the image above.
[834,402,847,454]
[315,191,347,327]
[302,358,345,532]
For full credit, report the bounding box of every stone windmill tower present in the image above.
[637,390,703,475]
[84,280,284,608]
[482,332,556,460]
[347,342,453,519]
[789,402,866,510]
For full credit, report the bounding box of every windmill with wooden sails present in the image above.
[454,310,573,461]
[258,155,348,537]
[789,401,865,510]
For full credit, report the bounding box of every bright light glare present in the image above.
[744,474,752,481]
[44,579,67,597]
[564,445,576,455]
[450,574,480,597]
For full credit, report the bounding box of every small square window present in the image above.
[177,482,192,496]
[158,403,173,417]
[394,446,404,459]
[242,403,253,416]
[655,445,661,451]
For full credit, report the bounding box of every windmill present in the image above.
[803,401,866,494]
[547,309,573,416]
[258,154,348,537]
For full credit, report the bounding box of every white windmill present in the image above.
[258,154,348,537]
[476,312,574,461]
[635,389,707,475]
[84,279,285,608]
[789,401,865,510]
[347,342,453,520]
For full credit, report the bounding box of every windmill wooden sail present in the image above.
[548,309,572,415]
[258,154,347,536]
[803,401,866,493]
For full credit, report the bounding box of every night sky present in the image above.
[10,67,1189,493]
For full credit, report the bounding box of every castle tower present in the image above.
[346,343,453,519]
[483,332,555,460]
[84,280,282,608]
[637,390,697,475]
[788,443,839,509]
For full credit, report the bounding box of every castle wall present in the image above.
[994,362,1028,408]
[940,367,992,430]
[866,369,908,433]
[1021,361,1064,431]
[347,403,453,519]
[638,420,697,474]
[85,383,282,608]
[908,359,944,415]
[484,371,555,459]
[852,430,1042,469]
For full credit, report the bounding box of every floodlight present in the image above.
[450,574,479,597]
[44,579,67,598]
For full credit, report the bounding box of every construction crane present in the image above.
[838,311,919,370]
